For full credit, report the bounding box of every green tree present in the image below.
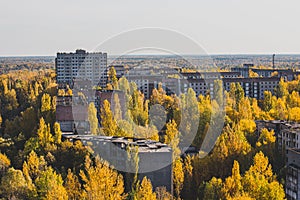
[20,107,37,139]
[35,167,68,200]
[213,79,224,107]
[203,177,223,200]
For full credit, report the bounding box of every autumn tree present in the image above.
[41,93,51,113]
[108,66,118,89]
[262,91,273,112]
[182,155,194,199]
[275,78,288,98]
[256,128,276,147]
[25,151,47,181]
[53,122,62,144]
[235,83,244,111]
[88,102,99,135]
[222,160,243,199]
[0,168,29,199]
[242,151,285,200]
[173,158,184,198]
[289,107,300,122]
[113,93,122,121]
[134,177,156,200]
[0,152,10,175]
[80,156,125,200]
[165,120,180,159]
[64,169,82,200]
[100,100,118,136]
[37,117,53,147]
[20,107,38,139]
[179,88,199,147]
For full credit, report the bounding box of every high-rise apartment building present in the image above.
[56,49,108,88]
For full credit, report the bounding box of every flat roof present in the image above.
[62,133,172,153]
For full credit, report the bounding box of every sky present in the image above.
[1,0,300,56]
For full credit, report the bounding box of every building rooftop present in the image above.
[62,133,172,153]
[288,148,300,154]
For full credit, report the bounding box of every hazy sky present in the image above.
[1,0,300,56]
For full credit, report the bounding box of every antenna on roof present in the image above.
[272,54,275,69]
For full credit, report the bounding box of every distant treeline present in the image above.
[0,57,54,73]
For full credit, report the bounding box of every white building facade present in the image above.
[56,49,107,88]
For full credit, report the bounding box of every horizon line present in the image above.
[1,52,300,58]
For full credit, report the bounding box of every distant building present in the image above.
[231,64,253,78]
[182,75,280,100]
[223,77,280,99]
[279,123,300,150]
[255,120,283,136]
[231,63,299,81]
[254,120,300,151]
[125,71,165,99]
[62,134,173,194]
[124,68,281,100]
[56,49,108,88]
[56,96,89,134]
[286,148,300,200]
[254,120,300,199]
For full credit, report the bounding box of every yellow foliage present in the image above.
[80,156,126,200]
[135,177,157,200]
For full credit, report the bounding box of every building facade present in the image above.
[254,120,300,200]
[56,49,108,88]
[62,134,173,194]
[286,148,300,200]
[56,96,89,134]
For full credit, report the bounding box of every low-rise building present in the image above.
[56,96,89,133]
[286,148,300,200]
[254,120,300,199]
[279,123,300,151]
[62,134,173,194]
